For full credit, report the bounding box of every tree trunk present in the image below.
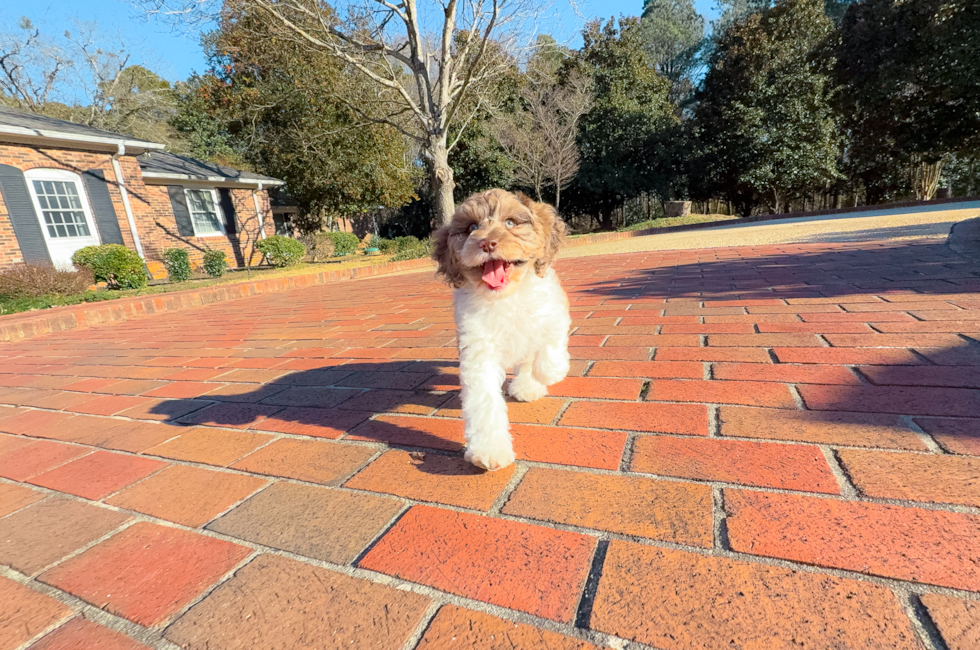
[554,185,562,212]
[428,140,456,226]
[599,205,614,231]
[910,158,944,201]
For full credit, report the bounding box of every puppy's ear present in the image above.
[530,200,566,277]
[432,224,466,288]
[514,192,535,209]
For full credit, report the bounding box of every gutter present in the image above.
[251,181,267,240]
[141,171,285,188]
[0,125,164,153]
[110,144,146,259]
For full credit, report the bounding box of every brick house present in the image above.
[0,106,283,278]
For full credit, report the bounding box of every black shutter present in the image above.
[167,186,195,237]
[82,169,124,245]
[0,164,51,265]
[218,188,237,234]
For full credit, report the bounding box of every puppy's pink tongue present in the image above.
[482,259,508,289]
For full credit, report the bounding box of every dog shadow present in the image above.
[147,359,490,476]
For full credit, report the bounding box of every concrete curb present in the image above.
[0,257,436,343]
[947,216,980,259]
[564,195,980,249]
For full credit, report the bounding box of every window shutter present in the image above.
[167,186,195,237]
[218,188,237,234]
[0,164,51,265]
[82,169,124,245]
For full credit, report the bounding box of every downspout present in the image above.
[251,182,267,240]
[110,144,146,259]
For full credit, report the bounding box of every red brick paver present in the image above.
[2,238,979,647]
[27,617,151,650]
[0,577,72,650]
[40,522,251,626]
[359,505,595,622]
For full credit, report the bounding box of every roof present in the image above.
[139,151,283,187]
[0,105,165,153]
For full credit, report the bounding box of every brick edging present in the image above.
[564,194,980,249]
[0,257,437,343]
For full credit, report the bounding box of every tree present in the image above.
[571,17,675,230]
[495,67,593,210]
[711,0,772,34]
[832,0,980,200]
[135,0,538,226]
[693,0,839,215]
[170,75,242,165]
[0,18,178,145]
[181,1,416,230]
[641,0,705,109]
[0,18,70,112]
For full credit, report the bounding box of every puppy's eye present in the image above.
[504,219,516,229]
[467,224,478,233]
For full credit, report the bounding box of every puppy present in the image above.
[432,189,571,471]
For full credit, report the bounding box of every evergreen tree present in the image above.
[571,18,675,230]
[693,0,839,215]
[832,0,980,200]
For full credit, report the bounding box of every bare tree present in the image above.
[0,19,177,145]
[134,0,542,225]
[0,18,71,112]
[496,68,592,210]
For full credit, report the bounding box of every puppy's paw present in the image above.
[532,354,570,387]
[464,442,516,472]
[508,373,548,402]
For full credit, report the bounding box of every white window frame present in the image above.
[24,168,99,241]
[183,187,227,238]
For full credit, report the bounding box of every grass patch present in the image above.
[0,291,121,316]
[0,252,421,317]
[618,214,740,231]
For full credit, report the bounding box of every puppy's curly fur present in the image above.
[432,189,571,471]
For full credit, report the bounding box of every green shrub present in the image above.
[369,235,398,254]
[390,238,433,262]
[70,246,100,272]
[162,248,192,283]
[297,232,335,262]
[0,264,94,299]
[71,244,147,290]
[202,250,227,277]
[394,235,421,252]
[326,231,359,256]
[255,235,306,267]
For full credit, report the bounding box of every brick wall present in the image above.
[0,143,275,275]
[138,184,274,272]
[0,145,138,268]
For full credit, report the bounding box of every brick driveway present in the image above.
[2,238,979,650]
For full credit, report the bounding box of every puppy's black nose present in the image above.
[480,238,497,252]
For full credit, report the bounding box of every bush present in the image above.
[298,232,335,263]
[390,238,433,262]
[394,235,421,252]
[162,248,192,283]
[202,250,227,277]
[0,264,94,299]
[71,244,147,290]
[326,231,359,256]
[370,235,398,254]
[255,235,306,267]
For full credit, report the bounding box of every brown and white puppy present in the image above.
[432,189,571,470]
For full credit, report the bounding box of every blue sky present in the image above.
[1,0,720,83]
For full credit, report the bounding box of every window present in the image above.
[30,177,92,238]
[184,188,225,236]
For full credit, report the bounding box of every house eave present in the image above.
[141,171,285,188]
[0,125,165,154]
